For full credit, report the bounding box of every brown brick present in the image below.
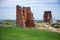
[16,5,35,27]
[43,11,52,23]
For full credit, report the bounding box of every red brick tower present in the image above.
[43,11,52,23]
[25,7,35,27]
[16,5,35,27]
[16,5,24,27]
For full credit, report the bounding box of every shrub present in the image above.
[3,19,12,25]
[51,23,60,28]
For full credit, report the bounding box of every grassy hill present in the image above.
[0,27,60,40]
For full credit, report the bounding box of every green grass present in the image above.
[0,27,60,40]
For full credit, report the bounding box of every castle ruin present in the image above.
[43,11,52,23]
[16,5,35,28]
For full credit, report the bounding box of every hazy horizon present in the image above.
[0,0,60,20]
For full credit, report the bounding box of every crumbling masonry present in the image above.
[43,11,52,23]
[16,5,35,27]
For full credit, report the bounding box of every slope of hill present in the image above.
[0,27,60,40]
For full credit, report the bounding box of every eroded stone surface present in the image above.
[43,11,52,23]
[16,5,35,27]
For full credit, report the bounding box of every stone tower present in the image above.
[43,11,52,23]
[16,5,35,28]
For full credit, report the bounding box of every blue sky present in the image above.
[0,0,60,20]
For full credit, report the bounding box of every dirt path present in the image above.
[36,23,60,33]
[48,27,60,33]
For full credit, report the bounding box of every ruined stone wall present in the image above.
[25,7,35,27]
[16,5,23,27]
[16,5,35,27]
[43,11,52,23]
